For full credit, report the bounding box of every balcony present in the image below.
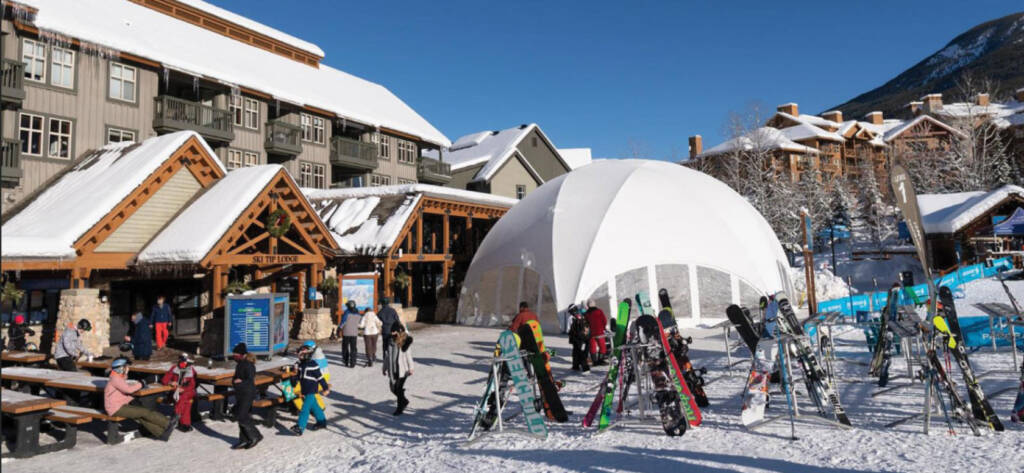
[417,157,452,185]
[152,95,234,144]
[1,59,26,107]
[264,119,303,157]
[330,136,378,171]
[2,138,22,187]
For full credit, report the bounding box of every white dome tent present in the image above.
[457,159,793,333]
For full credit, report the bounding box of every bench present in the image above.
[196,391,231,421]
[253,396,285,427]
[51,405,130,445]
[42,411,91,451]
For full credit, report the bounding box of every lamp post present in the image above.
[801,209,817,316]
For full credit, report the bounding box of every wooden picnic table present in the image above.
[1,390,75,458]
[1,350,48,366]
[1,367,172,410]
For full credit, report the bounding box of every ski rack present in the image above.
[467,350,545,443]
[616,342,653,421]
[973,304,1021,379]
[871,318,927,398]
[712,318,752,378]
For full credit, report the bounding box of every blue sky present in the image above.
[214,0,1020,160]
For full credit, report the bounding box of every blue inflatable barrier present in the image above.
[958,316,1024,350]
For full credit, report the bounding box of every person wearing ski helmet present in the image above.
[161,354,198,431]
[55,318,94,371]
[377,297,401,363]
[105,357,178,440]
[290,340,330,413]
[339,299,362,368]
[7,314,35,351]
[231,343,262,449]
[126,312,154,361]
[288,343,329,435]
[567,304,590,372]
[359,304,383,367]
[384,324,414,415]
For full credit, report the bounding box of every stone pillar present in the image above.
[57,288,110,356]
[297,307,333,340]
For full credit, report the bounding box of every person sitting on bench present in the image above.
[105,357,178,441]
[161,354,198,432]
[55,319,93,371]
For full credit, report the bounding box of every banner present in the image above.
[890,165,936,314]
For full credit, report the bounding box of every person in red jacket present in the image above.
[161,354,198,432]
[585,300,608,365]
[508,302,540,333]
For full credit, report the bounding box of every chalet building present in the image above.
[916,89,1024,173]
[919,184,1024,270]
[426,124,576,200]
[0,0,452,214]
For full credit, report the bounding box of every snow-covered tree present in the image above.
[857,160,892,249]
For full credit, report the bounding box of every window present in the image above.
[225,149,258,170]
[516,185,527,200]
[229,95,243,126]
[107,127,136,144]
[109,62,137,102]
[19,113,44,156]
[226,149,243,170]
[22,39,46,83]
[47,118,72,159]
[50,46,74,88]
[532,136,538,147]
[243,151,259,167]
[301,114,325,144]
[299,162,326,189]
[397,178,416,185]
[370,174,391,187]
[379,134,391,159]
[397,139,416,164]
[244,98,259,130]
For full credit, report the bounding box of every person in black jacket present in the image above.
[231,343,262,450]
[567,304,590,372]
[289,343,330,435]
[377,297,401,364]
[7,315,35,351]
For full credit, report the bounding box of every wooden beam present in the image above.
[227,232,270,255]
[212,254,325,266]
[416,211,423,256]
[394,254,447,263]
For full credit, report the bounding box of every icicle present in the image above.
[192,77,199,99]
[163,68,170,89]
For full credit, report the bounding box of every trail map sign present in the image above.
[224,293,290,356]
[341,276,376,312]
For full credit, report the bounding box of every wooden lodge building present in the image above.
[919,184,1024,270]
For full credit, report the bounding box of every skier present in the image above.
[585,300,609,365]
[7,314,35,351]
[360,305,383,367]
[508,301,540,333]
[567,304,590,372]
[54,319,93,372]
[150,295,173,350]
[339,300,362,368]
[161,354,198,432]
[289,343,329,435]
[105,357,178,440]
[385,324,414,416]
[378,297,401,363]
[231,343,262,449]
[291,340,330,414]
[127,312,154,361]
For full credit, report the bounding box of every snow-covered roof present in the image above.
[797,114,842,129]
[557,148,593,170]
[1,131,221,259]
[935,98,1024,129]
[883,115,966,141]
[137,165,284,263]
[175,0,324,58]
[779,122,846,143]
[425,124,568,183]
[304,185,517,256]
[699,127,820,157]
[918,185,1024,234]
[21,0,449,146]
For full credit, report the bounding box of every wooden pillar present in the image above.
[212,265,224,310]
[405,263,413,307]
[416,211,423,255]
[465,216,473,254]
[297,269,306,313]
[442,214,451,292]
[443,214,450,255]
[383,259,393,300]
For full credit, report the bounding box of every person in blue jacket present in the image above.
[289,343,329,435]
[151,295,173,350]
[126,312,154,361]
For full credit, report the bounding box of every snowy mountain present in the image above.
[832,12,1024,118]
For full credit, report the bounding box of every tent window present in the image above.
[697,266,731,320]
[614,267,649,305]
[655,264,692,318]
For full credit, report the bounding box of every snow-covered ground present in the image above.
[5,321,1023,473]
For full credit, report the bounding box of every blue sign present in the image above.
[225,294,289,356]
[803,214,813,252]
[341,277,376,312]
[994,207,1024,236]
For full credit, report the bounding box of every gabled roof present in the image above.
[427,124,569,183]
[934,98,1024,129]
[882,115,967,142]
[919,185,1024,234]
[19,0,449,146]
[779,122,846,143]
[1,131,222,259]
[699,127,820,158]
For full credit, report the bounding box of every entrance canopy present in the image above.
[457,159,792,332]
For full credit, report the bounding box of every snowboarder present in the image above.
[585,300,609,365]
[54,319,93,372]
[105,357,178,440]
[508,301,540,333]
[567,304,590,372]
[360,306,383,367]
[150,295,173,350]
[385,324,414,416]
[127,312,154,361]
[340,300,362,368]
[231,343,262,449]
[161,354,198,432]
[289,343,330,435]
[7,314,35,351]
[378,297,401,363]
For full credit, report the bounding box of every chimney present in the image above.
[689,135,703,159]
[921,93,943,113]
[908,101,924,116]
[975,93,990,107]
[822,110,843,123]
[1016,87,1024,102]
[777,103,799,116]
[865,111,884,125]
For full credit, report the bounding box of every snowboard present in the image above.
[741,336,778,426]
[638,292,702,425]
[669,333,709,407]
[726,304,760,352]
[595,299,632,429]
[935,287,1004,431]
[498,329,548,438]
[775,292,852,426]
[869,285,899,377]
[635,313,687,436]
[518,321,569,422]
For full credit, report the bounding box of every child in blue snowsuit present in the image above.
[289,344,329,435]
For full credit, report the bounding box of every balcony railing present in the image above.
[264,119,303,156]
[153,95,234,143]
[2,138,23,186]
[417,157,452,184]
[1,59,26,106]
[330,136,378,171]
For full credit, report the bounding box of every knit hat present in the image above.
[233,343,248,355]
